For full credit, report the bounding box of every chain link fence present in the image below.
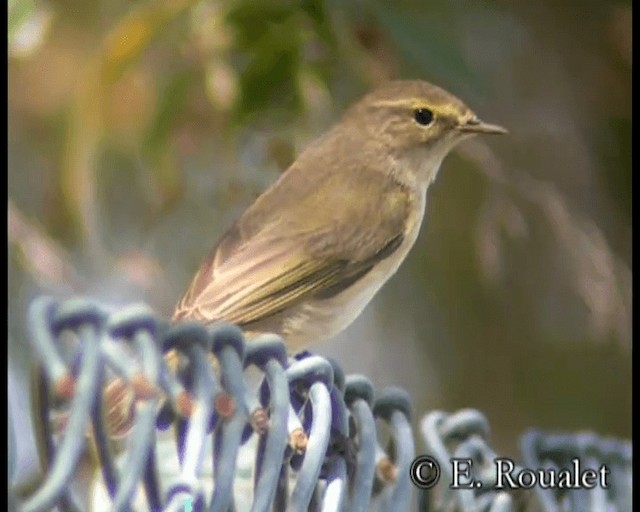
[8,297,631,511]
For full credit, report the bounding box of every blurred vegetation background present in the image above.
[9,0,631,481]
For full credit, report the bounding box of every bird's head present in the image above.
[342,80,507,184]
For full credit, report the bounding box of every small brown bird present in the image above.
[173,80,506,349]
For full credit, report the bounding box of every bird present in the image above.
[172,79,506,350]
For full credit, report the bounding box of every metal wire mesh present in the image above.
[416,411,631,512]
[418,409,522,512]
[9,297,632,512]
[11,297,416,512]
[520,429,632,512]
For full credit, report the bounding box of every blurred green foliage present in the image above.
[9,0,631,458]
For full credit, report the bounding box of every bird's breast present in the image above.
[282,186,428,349]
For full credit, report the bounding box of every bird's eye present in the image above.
[413,108,434,126]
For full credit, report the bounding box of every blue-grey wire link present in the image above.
[343,375,376,512]
[286,356,334,511]
[289,381,331,511]
[23,299,105,512]
[372,387,415,512]
[420,411,451,480]
[106,305,162,512]
[388,409,415,512]
[209,324,249,512]
[420,409,517,512]
[163,322,215,510]
[244,335,290,512]
[27,297,96,394]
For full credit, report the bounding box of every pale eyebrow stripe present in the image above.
[370,99,464,121]
[370,99,416,109]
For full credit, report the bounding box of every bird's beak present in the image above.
[457,118,508,135]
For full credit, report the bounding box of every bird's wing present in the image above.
[172,225,405,326]
[173,166,414,327]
